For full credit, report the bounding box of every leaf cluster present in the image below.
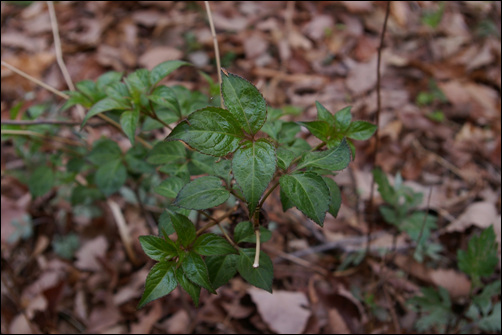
[407,226,500,333]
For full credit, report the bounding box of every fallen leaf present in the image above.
[303,15,334,41]
[138,46,184,70]
[9,314,38,334]
[248,288,311,334]
[445,201,498,233]
[429,268,471,298]
[75,236,109,271]
[347,55,383,95]
[162,309,190,334]
[244,33,269,59]
[328,308,351,334]
[130,301,163,334]
[394,255,471,298]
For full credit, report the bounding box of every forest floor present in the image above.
[1,1,501,334]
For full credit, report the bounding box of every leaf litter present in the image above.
[1,1,500,333]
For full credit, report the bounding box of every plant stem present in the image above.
[1,129,86,148]
[257,179,280,209]
[204,1,223,108]
[1,60,69,99]
[253,230,261,268]
[366,1,390,255]
[1,119,81,126]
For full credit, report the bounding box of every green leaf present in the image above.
[373,168,397,205]
[478,302,501,332]
[234,221,272,244]
[175,267,201,307]
[75,80,100,101]
[154,176,186,199]
[237,248,273,292]
[138,261,177,309]
[458,226,498,287]
[150,60,191,86]
[408,286,453,332]
[120,109,139,145]
[96,71,123,91]
[401,211,437,242]
[147,141,186,165]
[105,82,130,101]
[379,205,399,225]
[87,138,122,165]
[148,86,181,118]
[124,69,151,101]
[315,101,335,125]
[279,172,330,226]
[206,254,239,289]
[333,106,352,132]
[232,139,276,214]
[181,251,215,293]
[297,121,331,141]
[169,212,196,248]
[166,107,244,156]
[346,121,377,140]
[323,177,342,218]
[221,71,267,135]
[94,159,127,196]
[174,176,230,210]
[28,165,55,197]
[158,209,175,238]
[139,235,178,261]
[81,97,130,127]
[276,147,297,170]
[472,280,501,316]
[277,122,301,144]
[192,233,237,256]
[297,138,351,171]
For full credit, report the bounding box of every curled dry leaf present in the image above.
[248,288,311,334]
[445,201,498,233]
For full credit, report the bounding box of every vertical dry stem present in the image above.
[204,1,224,107]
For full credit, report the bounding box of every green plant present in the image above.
[421,2,445,29]
[408,226,500,333]
[3,61,376,307]
[373,168,441,262]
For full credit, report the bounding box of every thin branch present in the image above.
[366,1,391,255]
[1,60,153,150]
[107,199,141,266]
[1,129,86,147]
[47,1,85,120]
[1,60,69,99]
[204,1,223,107]
[1,119,80,126]
[47,1,74,91]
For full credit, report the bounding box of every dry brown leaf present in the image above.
[244,34,269,59]
[75,236,108,271]
[87,301,121,333]
[328,308,351,334]
[248,288,311,334]
[138,46,184,70]
[346,55,382,95]
[162,309,190,334]
[445,201,498,233]
[8,314,37,334]
[390,1,409,27]
[1,32,48,52]
[303,15,334,41]
[429,269,471,298]
[130,301,163,334]
[394,255,471,298]
[113,268,148,305]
